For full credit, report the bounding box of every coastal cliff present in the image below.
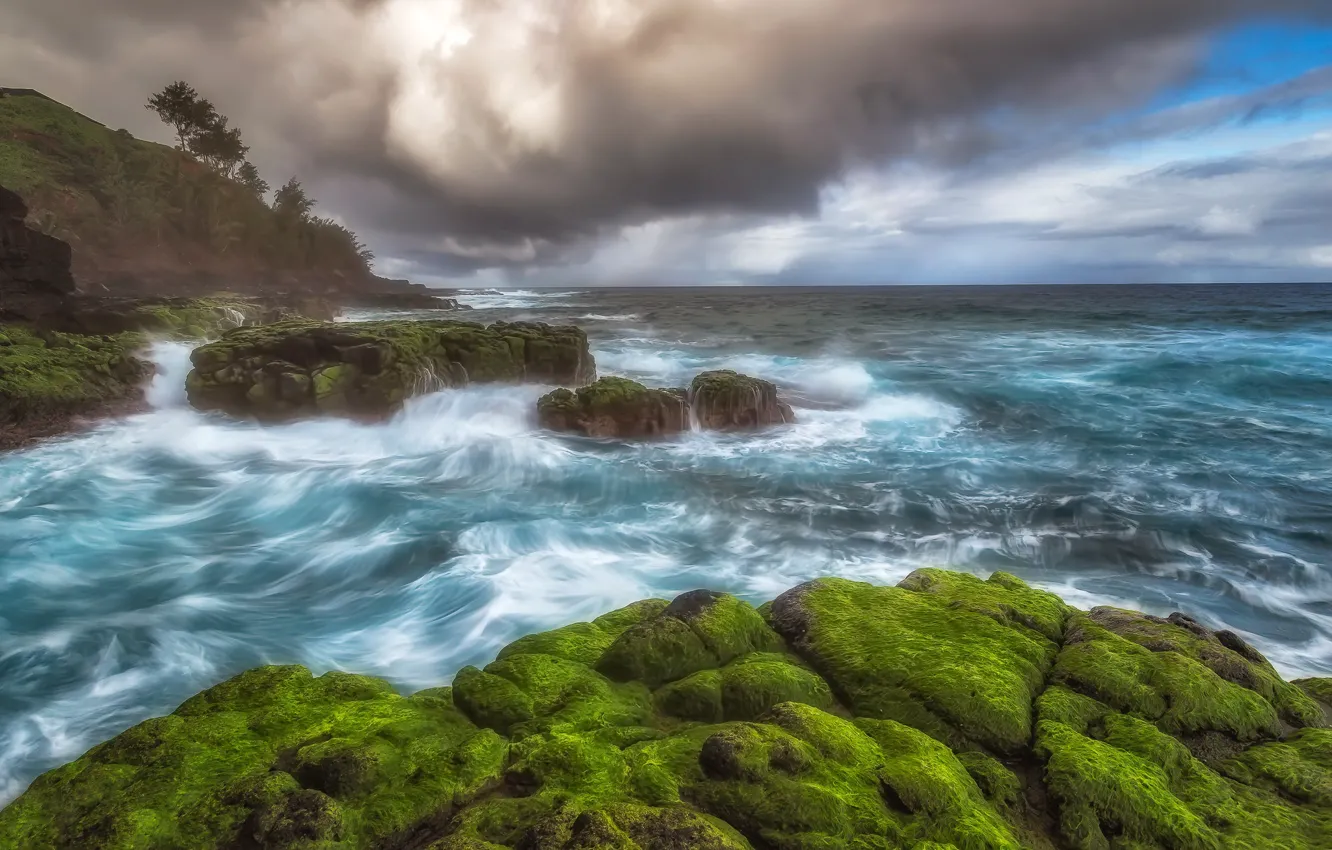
[1,569,1328,849]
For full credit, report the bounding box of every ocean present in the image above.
[2,283,1331,802]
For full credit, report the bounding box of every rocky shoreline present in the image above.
[1,569,1328,849]
[0,183,471,449]
[185,320,598,421]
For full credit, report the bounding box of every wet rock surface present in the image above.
[537,377,689,439]
[4,568,1329,850]
[538,371,796,439]
[187,319,597,421]
[690,370,795,431]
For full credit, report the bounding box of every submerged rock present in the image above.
[537,377,688,439]
[690,370,795,431]
[4,568,1329,850]
[186,319,597,421]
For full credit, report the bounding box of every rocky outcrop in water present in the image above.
[186,320,597,421]
[341,281,472,311]
[538,371,796,438]
[1,295,335,450]
[3,569,1329,849]
[537,377,690,438]
[690,370,796,431]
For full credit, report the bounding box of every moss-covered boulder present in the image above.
[186,320,597,421]
[689,370,794,431]
[4,570,1330,849]
[537,377,688,439]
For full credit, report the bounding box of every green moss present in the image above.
[679,705,902,847]
[1054,614,1282,741]
[859,717,1023,849]
[598,592,783,689]
[1084,608,1323,729]
[126,298,268,339]
[456,652,653,738]
[0,665,505,849]
[954,753,1021,809]
[1294,678,1332,724]
[897,569,1071,643]
[770,576,1059,754]
[6,574,1330,850]
[1036,717,1222,850]
[0,324,150,429]
[496,600,669,667]
[656,653,834,723]
[1220,730,1332,805]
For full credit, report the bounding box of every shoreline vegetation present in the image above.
[1,83,372,292]
[1,569,1328,849]
[0,87,463,447]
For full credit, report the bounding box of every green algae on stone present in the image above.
[1081,607,1324,729]
[5,571,1332,850]
[654,652,835,723]
[0,324,152,436]
[186,319,596,421]
[897,568,1072,644]
[598,591,785,689]
[1035,717,1223,850]
[496,600,670,667]
[0,665,505,850]
[858,717,1024,849]
[769,575,1061,754]
[1219,729,1332,806]
[1054,613,1284,742]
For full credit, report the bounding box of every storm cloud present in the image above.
[2,0,1330,269]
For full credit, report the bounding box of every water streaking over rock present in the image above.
[3,283,1332,803]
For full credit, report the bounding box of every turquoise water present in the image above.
[3,284,1332,801]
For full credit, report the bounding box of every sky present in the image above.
[1,0,1330,286]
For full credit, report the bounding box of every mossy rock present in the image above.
[4,572,1331,849]
[187,319,596,421]
[1,296,335,447]
[537,377,688,439]
[0,323,152,443]
[768,573,1065,754]
[689,369,795,431]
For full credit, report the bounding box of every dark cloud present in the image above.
[2,0,1330,269]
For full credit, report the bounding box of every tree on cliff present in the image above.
[145,82,208,151]
[146,83,247,177]
[137,85,375,275]
[191,114,248,177]
[236,162,269,199]
[272,178,315,224]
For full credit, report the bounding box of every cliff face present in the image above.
[0,184,75,320]
[1,569,1329,850]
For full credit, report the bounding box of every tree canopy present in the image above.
[141,81,373,276]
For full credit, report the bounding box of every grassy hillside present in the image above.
[0,90,370,289]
